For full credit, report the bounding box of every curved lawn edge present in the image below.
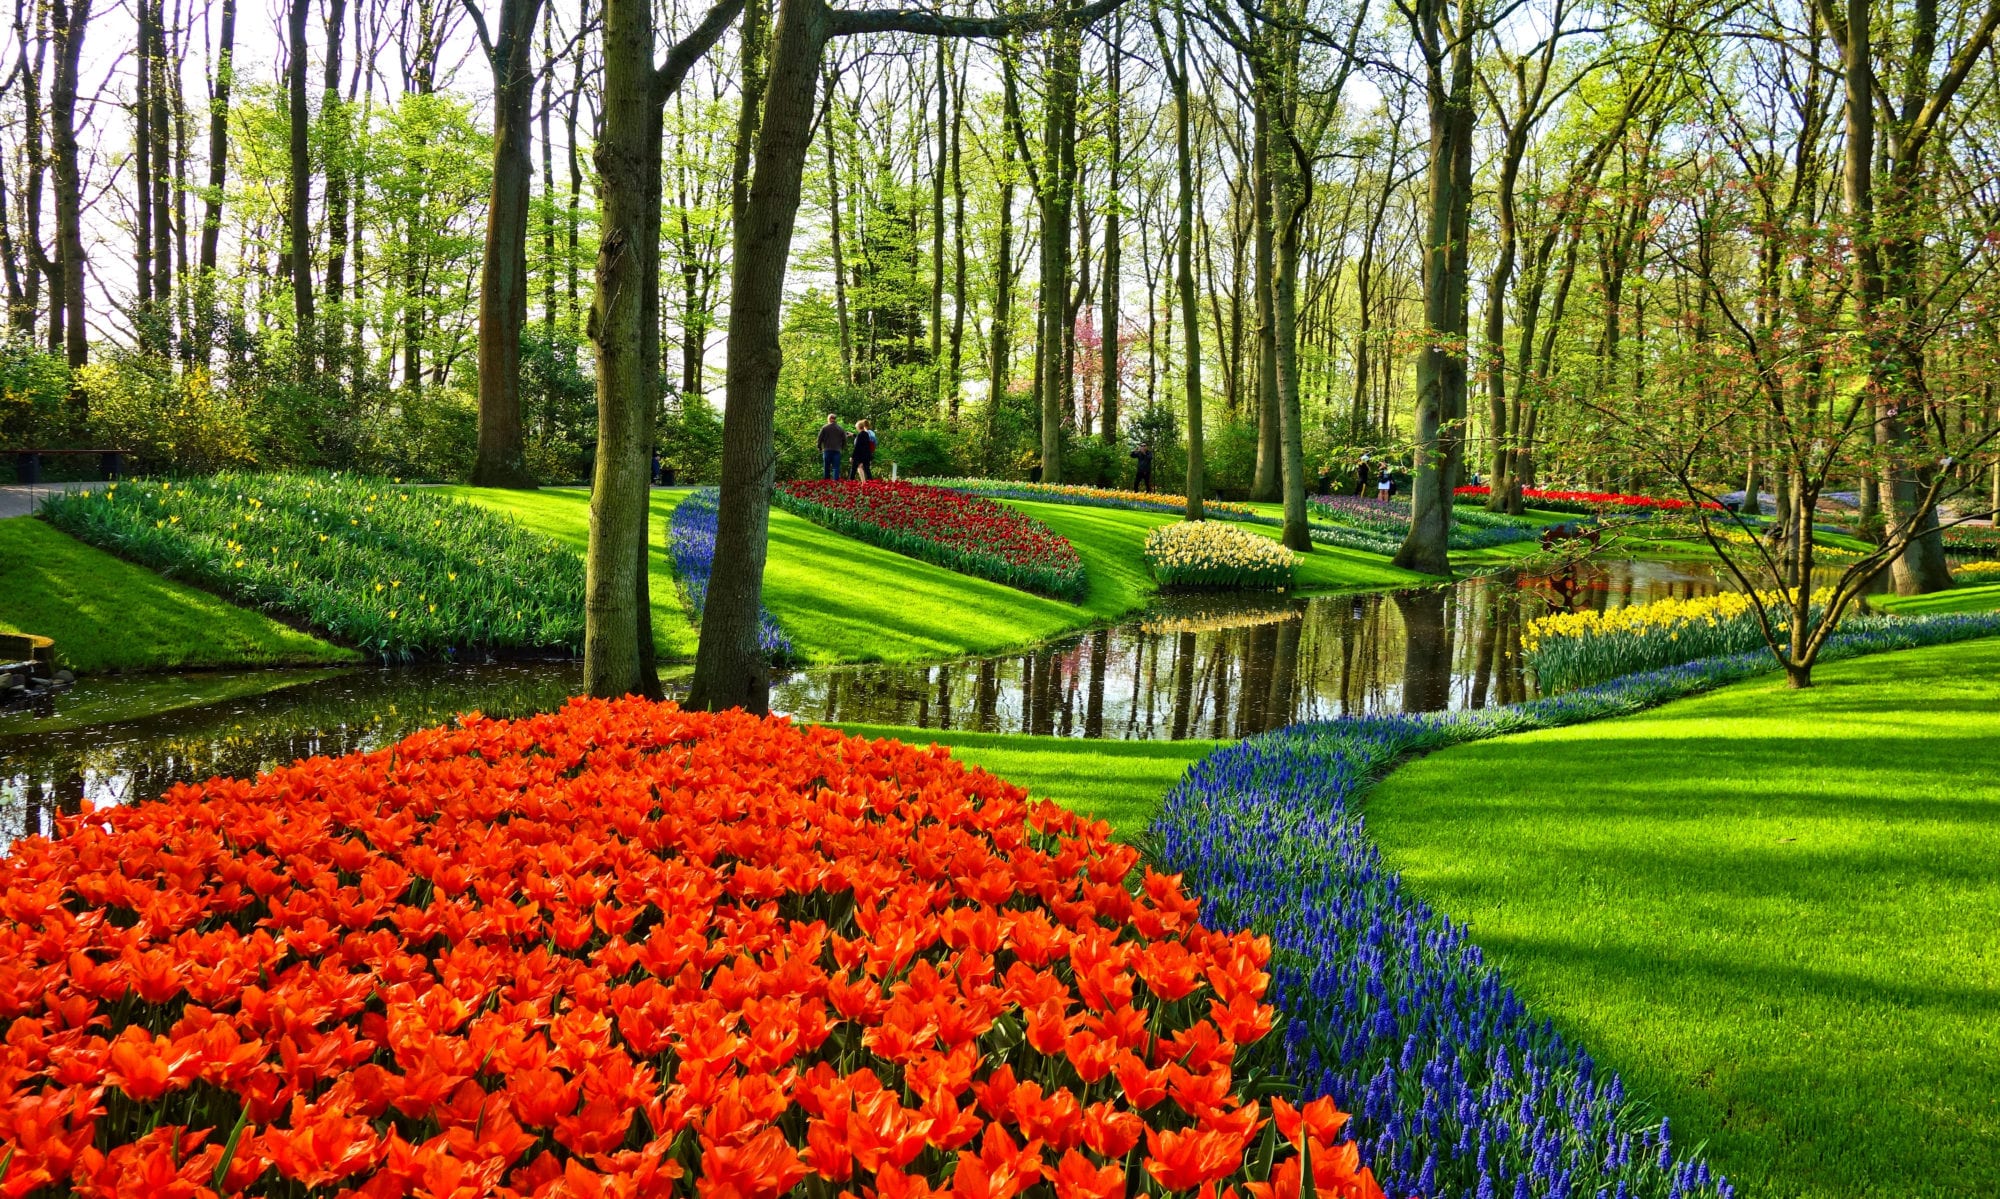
[1152,612,2000,1199]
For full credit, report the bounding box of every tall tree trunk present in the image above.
[583,0,656,697]
[1250,105,1280,501]
[135,0,155,319]
[930,40,947,385]
[1036,18,1080,483]
[321,0,347,372]
[948,54,967,420]
[1098,11,1120,443]
[49,0,89,369]
[541,5,556,342]
[988,62,1019,468]
[468,0,547,488]
[689,0,826,714]
[1158,9,1203,518]
[195,0,233,360]
[1272,120,1311,552]
[286,0,314,353]
[824,69,852,385]
[1394,0,1475,576]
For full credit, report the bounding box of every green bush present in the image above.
[76,354,259,476]
[40,471,583,658]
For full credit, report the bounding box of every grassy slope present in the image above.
[1872,581,2000,615]
[832,722,1220,838]
[453,487,1428,665]
[0,518,356,673]
[1366,640,2000,1199]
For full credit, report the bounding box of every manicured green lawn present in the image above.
[1366,639,2000,1199]
[0,518,356,673]
[833,722,1220,838]
[453,487,1428,666]
[1872,581,2000,615]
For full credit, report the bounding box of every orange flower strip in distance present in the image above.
[0,698,1386,1199]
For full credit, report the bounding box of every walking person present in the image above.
[1376,463,1394,504]
[1130,443,1155,493]
[818,414,848,480]
[851,419,878,481]
[1354,453,1373,498]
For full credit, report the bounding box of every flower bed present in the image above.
[1942,524,2000,554]
[1524,589,1809,692]
[0,697,1385,1199]
[1309,497,1538,554]
[39,472,582,657]
[1145,522,1296,590]
[919,478,1263,523]
[1454,484,1722,515]
[1953,558,2000,579]
[777,480,1087,602]
[667,489,792,660]
[1152,608,2000,1199]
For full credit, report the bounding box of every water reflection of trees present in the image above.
[2,664,581,841]
[776,560,1735,739]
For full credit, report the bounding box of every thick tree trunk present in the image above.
[583,0,656,697]
[949,57,967,420]
[469,0,545,488]
[1395,8,1475,577]
[1272,146,1311,553]
[930,41,947,381]
[688,0,828,714]
[286,0,314,351]
[50,0,89,369]
[1035,20,1080,484]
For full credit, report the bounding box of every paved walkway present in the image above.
[0,480,94,519]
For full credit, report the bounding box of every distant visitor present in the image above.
[818,414,847,481]
[1131,443,1155,493]
[852,418,877,481]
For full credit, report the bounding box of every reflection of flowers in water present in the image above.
[1140,607,1303,636]
[1137,593,1301,635]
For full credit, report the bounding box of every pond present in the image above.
[0,556,1837,840]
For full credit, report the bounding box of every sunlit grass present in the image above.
[1366,639,2000,1198]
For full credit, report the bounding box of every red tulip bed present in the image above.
[0,698,1384,1199]
[776,480,1088,602]
[1454,484,1723,514]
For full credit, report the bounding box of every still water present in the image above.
[0,558,1747,838]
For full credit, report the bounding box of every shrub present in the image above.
[0,696,1383,1199]
[776,480,1087,602]
[1145,521,1296,590]
[39,472,583,658]
[665,488,792,660]
[1152,610,2000,1199]
[75,356,259,476]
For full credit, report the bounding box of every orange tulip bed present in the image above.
[0,698,1383,1199]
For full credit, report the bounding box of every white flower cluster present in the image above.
[1143,520,1296,590]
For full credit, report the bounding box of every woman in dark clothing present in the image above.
[851,419,878,481]
[1354,455,1374,497]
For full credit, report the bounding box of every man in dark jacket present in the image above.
[818,414,848,480]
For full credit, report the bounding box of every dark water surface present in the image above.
[0,558,1744,839]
